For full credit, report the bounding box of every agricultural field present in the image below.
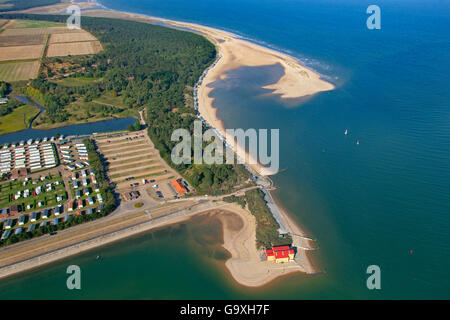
[8,19,64,29]
[0,60,41,81]
[0,104,40,134]
[0,34,46,46]
[46,41,103,57]
[0,19,102,82]
[49,31,97,43]
[0,44,44,62]
[0,26,81,37]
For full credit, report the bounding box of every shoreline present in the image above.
[0,2,321,285]
[81,6,335,177]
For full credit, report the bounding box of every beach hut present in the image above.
[75,190,82,199]
[88,197,94,205]
[97,204,104,213]
[87,208,94,215]
[78,199,83,209]
[42,209,49,219]
[30,212,38,222]
[40,221,47,227]
[96,193,103,203]
[14,227,22,235]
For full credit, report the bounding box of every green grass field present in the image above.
[0,104,40,134]
[0,60,40,82]
[51,76,103,87]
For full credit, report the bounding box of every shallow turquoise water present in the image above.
[0,0,449,299]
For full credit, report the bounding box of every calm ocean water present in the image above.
[1,0,449,299]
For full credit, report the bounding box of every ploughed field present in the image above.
[0,19,102,82]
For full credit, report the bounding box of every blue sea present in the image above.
[0,0,449,299]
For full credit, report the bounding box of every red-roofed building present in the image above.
[171,179,187,196]
[266,245,295,263]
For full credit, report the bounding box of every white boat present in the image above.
[345,129,348,135]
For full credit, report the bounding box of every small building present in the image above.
[68,200,74,212]
[42,209,49,219]
[30,212,38,222]
[27,224,36,233]
[18,215,26,226]
[78,199,84,209]
[10,168,28,179]
[75,190,82,199]
[4,219,13,229]
[55,205,63,216]
[1,230,11,240]
[171,179,188,196]
[265,246,295,263]
[9,204,21,216]
[87,197,94,205]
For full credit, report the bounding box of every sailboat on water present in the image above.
[345,129,348,135]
